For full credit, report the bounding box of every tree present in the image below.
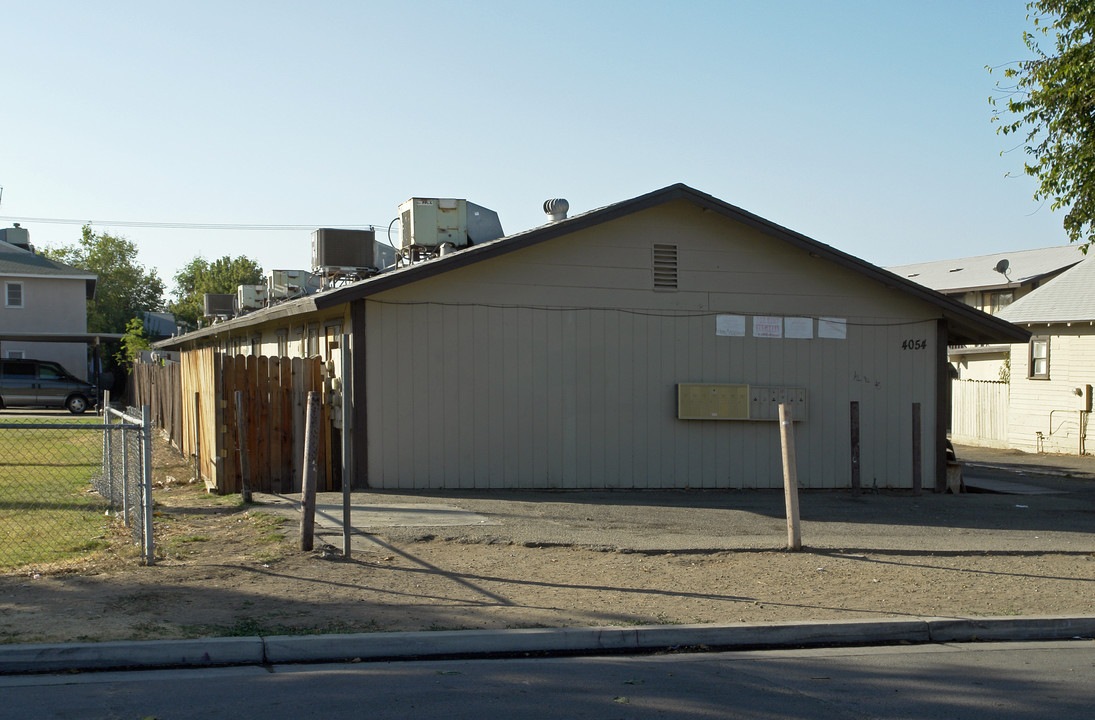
[990,1,1095,250]
[168,255,263,327]
[118,316,153,369]
[45,225,165,333]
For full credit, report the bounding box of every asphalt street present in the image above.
[2,641,1092,720]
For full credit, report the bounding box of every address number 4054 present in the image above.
[902,339,927,350]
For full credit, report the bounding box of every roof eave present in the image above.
[154,297,321,349]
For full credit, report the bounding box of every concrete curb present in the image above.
[925,615,1095,643]
[263,619,931,664]
[0,636,263,674]
[1,616,1092,675]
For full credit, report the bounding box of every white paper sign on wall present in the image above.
[753,316,783,338]
[819,317,847,339]
[785,317,813,339]
[715,315,746,337]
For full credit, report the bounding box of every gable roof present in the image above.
[158,184,1030,347]
[997,256,1095,325]
[886,245,1083,294]
[0,240,98,299]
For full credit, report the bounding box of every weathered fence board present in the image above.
[129,361,184,450]
[138,350,333,494]
[950,379,1009,448]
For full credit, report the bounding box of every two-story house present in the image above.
[0,225,98,380]
[888,246,1083,380]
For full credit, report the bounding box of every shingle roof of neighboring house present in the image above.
[0,240,97,298]
[157,183,1030,348]
[997,256,1095,324]
[886,245,1083,293]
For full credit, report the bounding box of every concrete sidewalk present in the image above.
[1,615,1093,675]
[954,443,1095,481]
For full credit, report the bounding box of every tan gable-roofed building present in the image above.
[159,184,1028,492]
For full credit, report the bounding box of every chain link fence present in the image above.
[0,406,155,572]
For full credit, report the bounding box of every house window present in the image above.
[7,350,25,359]
[276,330,289,357]
[325,323,342,360]
[5,282,23,308]
[250,336,262,356]
[986,290,1013,315]
[305,324,320,357]
[1029,337,1049,379]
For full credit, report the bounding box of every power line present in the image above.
[0,215,399,232]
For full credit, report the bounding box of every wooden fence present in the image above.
[129,360,184,450]
[950,379,1009,448]
[164,349,337,494]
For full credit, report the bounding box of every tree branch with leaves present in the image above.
[45,225,165,333]
[991,1,1095,250]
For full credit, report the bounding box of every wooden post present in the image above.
[235,390,252,503]
[850,401,860,493]
[779,402,802,551]
[192,391,201,486]
[299,390,321,551]
[341,333,352,559]
[912,402,922,496]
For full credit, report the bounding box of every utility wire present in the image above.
[0,215,398,232]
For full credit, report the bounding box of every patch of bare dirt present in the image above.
[2,439,1093,644]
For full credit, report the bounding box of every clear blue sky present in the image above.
[0,0,1069,296]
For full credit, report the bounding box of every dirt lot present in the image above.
[1,440,1094,645]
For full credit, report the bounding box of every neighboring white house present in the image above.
[994,257,1095,455]
[891,244,1095,454]
[0,225,98,380]
[888,245,1083,381]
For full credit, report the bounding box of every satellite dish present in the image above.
[994,259,1010,274]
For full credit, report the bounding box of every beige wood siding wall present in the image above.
[363,201,940,490]
[1007,329,1095,454]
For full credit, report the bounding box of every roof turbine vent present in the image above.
[543,198,569,222]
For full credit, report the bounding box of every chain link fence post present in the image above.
[142,405,155,565]
[103,390,113,508]
[121,419,130,524]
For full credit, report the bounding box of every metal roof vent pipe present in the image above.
[543,198,569,222]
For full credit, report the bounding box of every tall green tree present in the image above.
[45,225,165,333]
[169,255,263,327]
[991,1,1095,249]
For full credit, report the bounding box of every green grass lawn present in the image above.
[0,422,115,570]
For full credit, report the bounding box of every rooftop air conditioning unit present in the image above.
[202,293,236,319]
[466,202,504,244]
[311,228,395,273]
[398,198,468,250]
[237,284,268,312]
[269,270,320,300]
[0,224,32,251]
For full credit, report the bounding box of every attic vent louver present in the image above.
[652,243,679,291]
